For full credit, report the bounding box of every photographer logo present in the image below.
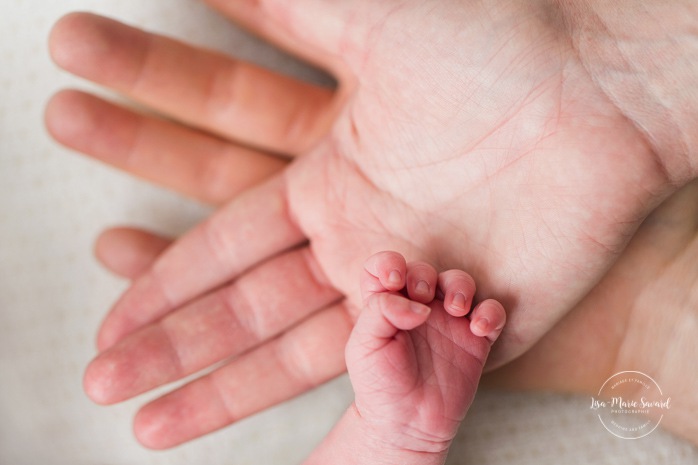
[590,371,671,439]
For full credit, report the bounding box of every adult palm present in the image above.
[47,0,694,450]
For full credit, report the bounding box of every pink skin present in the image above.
[45,0,698,449]
[304,251,505,465]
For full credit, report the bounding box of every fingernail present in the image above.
[475,317,490,333]
[409,301,430,315]
[388,270,402,286]
[415,280,429,295]
[452,293,467,311]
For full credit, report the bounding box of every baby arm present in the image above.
[304,251,506,465]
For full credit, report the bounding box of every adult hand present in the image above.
[46,0,698,449]
[85,183,698,449]
[483,179,698,444]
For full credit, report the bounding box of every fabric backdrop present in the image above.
[1,0,696,463]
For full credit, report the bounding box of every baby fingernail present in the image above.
[475,317,490,333]
[388,270,402,286]
[409,301,430,315]
[415,280,429,295]
[452,293,467,311]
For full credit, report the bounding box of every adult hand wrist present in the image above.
[557,0,698,182]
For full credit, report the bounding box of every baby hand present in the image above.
[346,251,506,454]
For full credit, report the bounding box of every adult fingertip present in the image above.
[134,408,170,450]
[83,357,117,406]
[44,90,91,145]
[49,12,96,70]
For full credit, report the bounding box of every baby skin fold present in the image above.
[304,251,506,465]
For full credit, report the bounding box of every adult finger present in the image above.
[84,247,341,405]
[49,12,336,155]
[133,303,353,450]
[95,227,172,279]
[46,90,287,205]
[96,175,304,351]
[203,0,367,75]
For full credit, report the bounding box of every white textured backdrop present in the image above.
[1,1,696,463]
